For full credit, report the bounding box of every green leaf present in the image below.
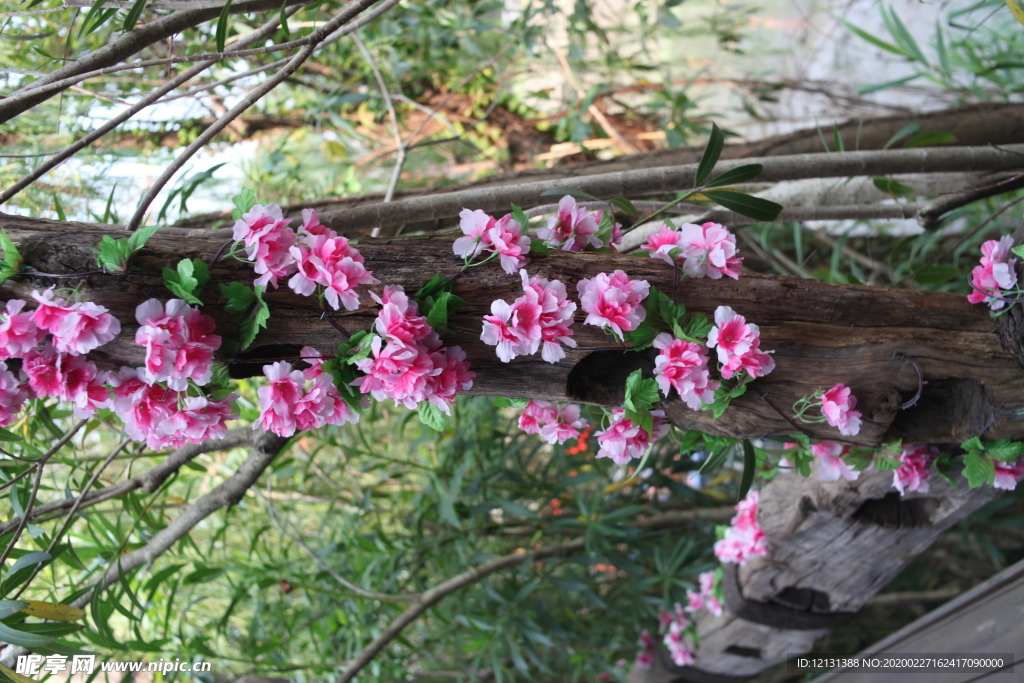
[903,131,956,148]
[624,369,659,413]
[215,0,233,53]
[413,274,448,305]
[53,193,67,221]
[704,163,764,188]
[126,224,159,253]
[986,439,1024,463]
[510,203,530,232]
[0,230,22,284]
[625,407,653,441]
[738,440,756,500]
[608,196,638,216]
[278,0,290,36]
[883,122,923,150]
[219,281,256,312]
[122,0,146,32]
[529,239,551,256]
[0,600,27,620]
[239,287,270,351]
[0,622,53,649]
[493,397,530,409]
[695,122,724,187]
[961,436,985,453]
[873,455,902,470]
[419,403,453,432]
[962,451,995,489]
[884,5,927,64]
[95,235,131,273]
[872,176,916,197]
[856,75,919,95]
[426,292,464,333]
[698,447,730,476]
[702,190,783,222]
[913,265,959,285]
[231,189,258,221]
[539,187,600,201]
[842,19,907,57]
[1011,245,1024,259]
[183,566,226,585]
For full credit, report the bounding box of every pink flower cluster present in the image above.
[713,490,767,565]
[536,195,604,252]
[481,270,577,363]
[255,352,359,437]
[517,400,588,444]
[288,210,379,310]
[135,299,221,390]
[0,289,123,425]
[994,457,1024,491]
[634,630,656,670]
[453,209,530,274]
[653,332,718,411]
[810,440,859,482]
[685,570,724,617]
[353,287,474,414]
[577,270,649,341]
[707,306,775,380]
[234,206,377,309]
[643,222,742,279]
[659,603,694,666]
[820,384,862,437]
[108,367,238,448]
[595,408,669,464]
[892,444,937,495]
[967,236,1017,311]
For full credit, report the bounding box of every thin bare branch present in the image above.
[127,0,395,229]
[0,429,254,537]
[917,174,1024,228]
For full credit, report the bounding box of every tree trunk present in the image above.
[2,213,1022,447]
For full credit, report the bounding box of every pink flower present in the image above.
[520,270,577,363]
[663,622,694,666]
[108,367,180,446]
[0,299,45,359]
[481,297,542,363]
[453,209,496,260]
[297,208,337,242]
[893,444,937,495]
[29,288,71,334]
[22,345,65,398]
[22,344,106,415]
[967,236,1017,310]
[810,440,859,482]
[487,214,530,274]
[595,408,668,464]
[0,362,29,427]
[820,384,862,437]
[643,224,686,266]
[372,287,439,348]
[696,571,724,617]
[256,362,306,437]
[424,346,475,415]
[707,306,775,380]
[577,271,650,341]
[52,301,121,355]
[135,299,221,390]
[994,457,1024,490]
[298,347,362,426]
[538,404,587,445]
[289,233,377,310]
[173,395,239,443]
[518,400,558,434]
[678,222,742,279]
[714,490,767,565]
[233,204,299,289]
[634,630,656,669]
[652,333,718,410]
[536,195,603,251]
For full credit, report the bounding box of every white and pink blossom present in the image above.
[595,408,668,464]
[537,195,603,251]
[707,306,775,380]
[0,299,44,359]
[634,630,656,670]
[967,236,1017,310]
[52,301,121,356]
[288,229,377,310]
[516,400,587,444]
[519,269,577,363]
[453,209,496,260]
[714,490,767,565]
[577,270,650,341]
[810,440,860,482]
[994,457,1024,491]
[678,222,742,279]
[893,444,938,495]
[29,288,71,334]
[481,297,541,363]
[653,332,718,410]
[487,214,531,274]
[135,299,221,390]
[820,384,862,437]
[233,204,298,289]
[0,362,29,427]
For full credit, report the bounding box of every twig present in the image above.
[913,194,1024,274]
[127,0,391,230]
[0,429,254,537]
[260,481,419,603]
[0,6,298,208]
[917,173,1024,228]
[353,32,405,237]
[551,43,639,155]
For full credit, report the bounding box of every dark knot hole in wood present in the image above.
[566,349,657,405]
[227,344,307,379]
[851,491,940,529]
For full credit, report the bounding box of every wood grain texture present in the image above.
[2,215,1023,445]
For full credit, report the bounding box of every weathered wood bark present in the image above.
[1,213,1023,445]
[628,465,1001,682]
